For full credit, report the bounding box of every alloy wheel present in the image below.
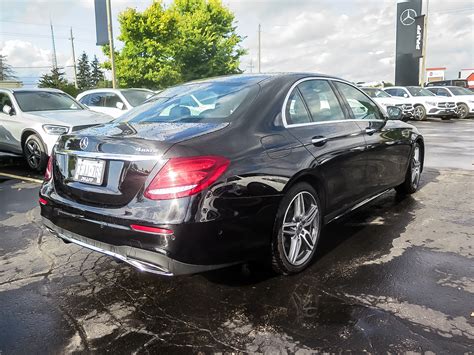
[25,140,41,169]
[414,106,425,121]
[411,146,421,188]
[457,104,468,119]
[281,191,320,266]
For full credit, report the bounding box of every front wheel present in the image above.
[457,103,469,119]
[414,105,426,121]
[23,134,48,171]
[271,183,322,275]
[395,143,422,195]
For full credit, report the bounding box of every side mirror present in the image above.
[2,104,14,116]
[403,93,409,98]
[386,106,403,120]
[116,102,125,110]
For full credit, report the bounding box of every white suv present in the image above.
[0,88,112,170]
[425,86,474,119]
[361,87,414,121]
[77,88,154,118]
[384,86,458,120]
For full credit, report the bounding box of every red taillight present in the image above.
[130,224,173,235]
[44,156,53,181]
[144,156,230,200]
[39,197,48,205]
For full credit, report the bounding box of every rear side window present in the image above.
[298,80,344,122]
[87,93,105,107]
[335,82,383,120]
[285,90,312,125]
[103,93,124,108]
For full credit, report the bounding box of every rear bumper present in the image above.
[43,217,238,276]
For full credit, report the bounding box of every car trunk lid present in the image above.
[52,121,228,207]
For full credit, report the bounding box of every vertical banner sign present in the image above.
[414,15,425,58]
[95,0,109,46]
[395,0,423,86]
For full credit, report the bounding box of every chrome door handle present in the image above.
[365,128,377,135]
[311,136,327,146]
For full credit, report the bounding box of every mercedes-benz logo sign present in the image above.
[400,8,417,26]
[79,137,89,150]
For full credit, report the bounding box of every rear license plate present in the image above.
[73,158,105,185]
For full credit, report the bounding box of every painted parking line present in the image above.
[0,172,43,184]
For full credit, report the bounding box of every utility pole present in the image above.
[258,24,261,73]
[106,0,117,88]
[249,58,254,73]
[420,0,429,86]
[50,20,58,70]
[69,27,78,89]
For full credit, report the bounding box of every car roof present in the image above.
[0,87,64,93]
[426,86,458,89]
[78,88,153,94]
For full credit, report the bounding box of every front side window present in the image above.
[407,87,435,97]
[297,80,344,122]
[13,91,84,112]
[117,82,257,124]
[121,90,153,107]
[103,93,125,108]
[364,88,391,98]
[384,88,399,97]
[437,89,451,97]
[335,82,383,120]
[0,93,14,113]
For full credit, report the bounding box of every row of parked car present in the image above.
[360,85,474,121]
[0,80,473,172]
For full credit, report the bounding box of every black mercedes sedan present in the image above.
[40,73,424,276]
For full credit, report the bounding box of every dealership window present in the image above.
[335,82,383,120]
[298,80,344,122]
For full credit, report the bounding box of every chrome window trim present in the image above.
[281,77,385,128]
[55,149,163,162]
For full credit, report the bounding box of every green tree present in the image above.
[104,0,246,88]
[77,52,92,90]
[0,55,17,81]
[37,67,79,97]
[90,55,104,87]
[38,67,68,88]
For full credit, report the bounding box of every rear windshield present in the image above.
[117,82,257,124]
[121,89,154,107]
[14,91,84,112]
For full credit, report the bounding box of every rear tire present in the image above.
[395,143,422,195]
[271,182,322,275]
[457,103,469,119]
[23,134,48,171]
[414,105,426,121]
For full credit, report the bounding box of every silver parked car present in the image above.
[0,88,112,171]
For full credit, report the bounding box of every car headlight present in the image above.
[43,125,69,135]
[425,101,437,106]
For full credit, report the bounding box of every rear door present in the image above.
[283,78,367,215]
[334,81,411,191]
[0,92,22,153]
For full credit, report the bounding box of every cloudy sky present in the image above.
[0,0,473,87]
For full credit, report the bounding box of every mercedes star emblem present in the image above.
[400,8,417,26]
[79,137,89,150]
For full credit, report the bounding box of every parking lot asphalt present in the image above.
[0,119,473,353]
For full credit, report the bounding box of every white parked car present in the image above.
[0,88,112,170]
[425,86,474,119]
[361,87,414,121]
[384,86,457,121]
[77,88,154,118]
